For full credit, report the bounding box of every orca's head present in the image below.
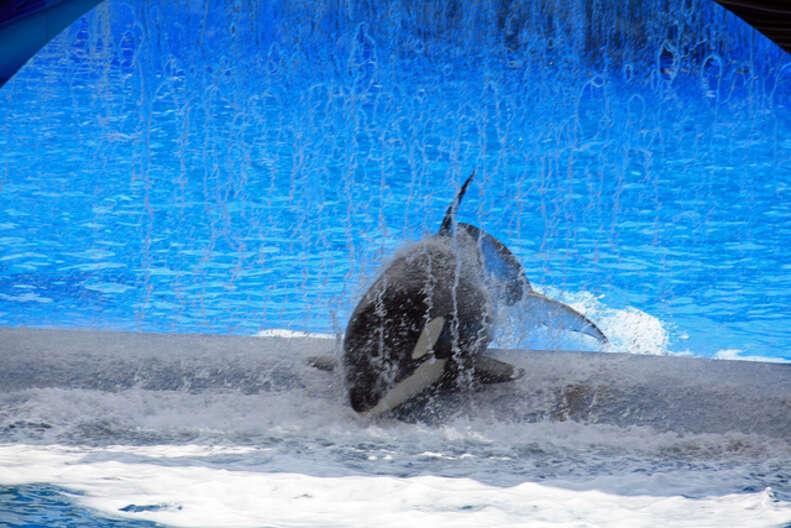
[343,295,451,415]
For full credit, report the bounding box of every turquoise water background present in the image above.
[1,1,790,356]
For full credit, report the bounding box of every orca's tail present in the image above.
[439,170,475,236]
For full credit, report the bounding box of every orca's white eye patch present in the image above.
[411,316,445,360]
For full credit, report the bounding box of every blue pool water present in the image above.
[1,1,791,526]
[0,0,789,360]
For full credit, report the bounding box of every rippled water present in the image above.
[1,331,790,526]
[1,0,790,526]
[1,0,790,359]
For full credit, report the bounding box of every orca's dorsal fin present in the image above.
[439,170,475,236]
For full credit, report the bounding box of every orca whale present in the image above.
[342,172,607,416]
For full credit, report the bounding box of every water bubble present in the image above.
[701,54,722,99]
[266,43,282,77]
[626,94,646,124]
[658,41,678,81]
[622,63,634,82]
[348,22,377,94]
[771,62,791,104]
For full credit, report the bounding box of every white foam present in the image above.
[1,444,788,528]
[495,287,672,355]
[255,328,336,339]
[2,328,790,526]
[557,290,671,355]
[715,348,791,364]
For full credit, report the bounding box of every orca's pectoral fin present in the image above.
[524,292,608,344]
[473,355,525,384]
[307,355,338,372]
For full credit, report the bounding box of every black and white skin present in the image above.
[342,172,607,416]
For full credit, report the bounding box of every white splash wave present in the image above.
[255,328,336,339]
[715,349,791,364]
[1,444,789,528]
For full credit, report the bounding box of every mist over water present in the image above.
[0,327,789,526]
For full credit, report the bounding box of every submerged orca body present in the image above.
[343,173,607,416]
